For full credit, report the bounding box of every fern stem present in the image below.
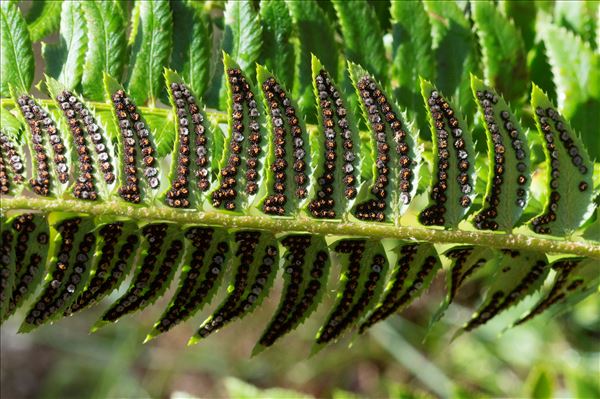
[2,197,598,259]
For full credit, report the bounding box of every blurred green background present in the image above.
[1,268,599,399]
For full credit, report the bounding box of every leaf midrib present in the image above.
[2,196,598,259]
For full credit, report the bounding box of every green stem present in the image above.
[2,197,598,259]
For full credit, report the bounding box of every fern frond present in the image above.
[0,0,598,356]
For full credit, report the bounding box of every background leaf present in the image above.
[81,1,127,100]
[472,0,528,104]
[542,23,600,160]
[126,0,173,106]
[424,1,479,121]
[170,0,212,100]
[331,0,387,85]
[25,0,62,42]
[0,1,34,95]
[287,0,339,120]
[259,0,294,88]
[222,0,262,75]
[42,1,87,90]
[391,1,435,131]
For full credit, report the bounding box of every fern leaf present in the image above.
[25,0,62,42]
[459,250,549,333]
[256,64,312,215]
[81,0,126,100]
[254,234,330,353]
[424,0,480,127]
[19,215,97,332]
[348,62,421,222]
[472,0,528,103]
[529,85,594,236]
[210,54,267,212]
[390,1,435,127]
[286,0,339,117]
[146,226,230,340]
[1,1,34,96]
[430,245,496,326]
[170,0,212,100]
[223,0,262,75]
[66,219,140,316]
[1,213,50,323]
[471,75,531,231]
[513,257,599,326]
[42,1,87,90]
[307,56,361,218]
[93,223,184,331]
[542,23,600,159]
[126,0,172,106]
[331,0,387,84]
[360,242,441,333]
[259,0,294,88]
[418,79,476,228]
[313,239,389,351]
[190,230,279,344]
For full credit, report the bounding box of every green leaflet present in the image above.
[190,230,279,344]
[256,64,312,215]
[542,23,600,159]
[499,0,537,50]
[104,74,162,204]
[459,250,549,334]
[93,223,184,331]
[11,89,72,197]
[126,0,172,106]
[513,257,599,326]
[313,239,389,352]
[170,0,212,100]
[66,220,140,316]
[0,107,22,140]
[0,214,50,322]
[222,0,263,74]
[210,54,268,212]
[430,245,496,327]
[143,111,176,159]
[286,0,339,118]
[331,0,387,84]
[418,79,476,228]
[254,234,330,354]
[147,226,230,340]
[25,0,62,42]
[423,0,479,121]
[471,75,531,232]
[472,0,528,104]
[307,56,361,219]
[360,242,441,334]
[42,1,87,90]
[554,1,598,48]
[0,1,34,96]
[19,214,97,332]
[0,216,15,318]
[162,69,220,209]
[348,62,420,222]
[259,0,294,88]
[390,1,435,128]
[81,1,127,100]
[529,85,594,236]
[46,76,118,200]
[0,124,26,195]
[219,0,263,109]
